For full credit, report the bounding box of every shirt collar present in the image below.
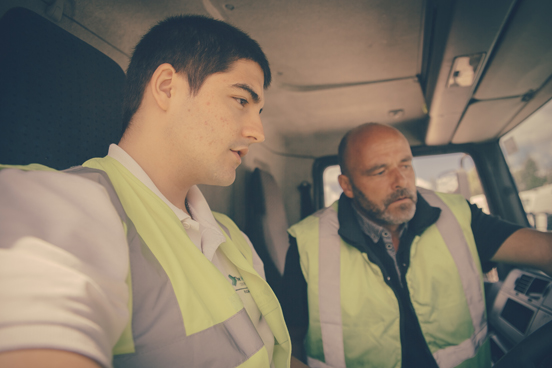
[351,202,408,243]
[107,144,226,245]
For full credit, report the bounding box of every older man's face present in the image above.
[339,127,417,229]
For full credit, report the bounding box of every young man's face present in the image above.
[167,59,265,187]
[339,127,417,230]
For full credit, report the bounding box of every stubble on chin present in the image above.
[352,185,417,226]
[389,200,416,224]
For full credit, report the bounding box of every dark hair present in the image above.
[122,15,271,131]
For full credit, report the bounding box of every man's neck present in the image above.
[387,228,401,251]
[352,202,406,251]
[117,139,192,214]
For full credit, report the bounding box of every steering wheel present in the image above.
[492,319,552,368]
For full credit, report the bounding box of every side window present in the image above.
[322,153,489,214]
[412,153,489,214]
[323,165,342,206]
[500,98,552,231]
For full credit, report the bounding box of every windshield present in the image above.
[500,98,552,231]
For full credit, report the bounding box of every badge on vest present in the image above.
[228,274,251,293]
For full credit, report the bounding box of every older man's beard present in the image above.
[351,184,417,226]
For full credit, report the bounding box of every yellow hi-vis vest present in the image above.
[288,188,491,368]
[3,160,291,368]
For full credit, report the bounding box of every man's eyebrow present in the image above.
[232,83,260,103]
[365,164,387,174]
[366,157,412,172]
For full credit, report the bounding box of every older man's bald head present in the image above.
[338,123,408,177]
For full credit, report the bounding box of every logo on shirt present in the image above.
[228,274,250,293]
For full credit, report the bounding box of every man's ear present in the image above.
[338,174,354,198]
[149,63,180,111]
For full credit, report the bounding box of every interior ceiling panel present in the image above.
[499,78,552,136]
[212,0,424,87]
[452,98,524,144]
[12,0,551,157]
[425,0,515,146]
[70,0,209,64]
[281,116,426,158]
[261,78,426,136]
[474,0,552,100]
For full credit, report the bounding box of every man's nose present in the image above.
[391,167,407,188]
[243,112,265,143]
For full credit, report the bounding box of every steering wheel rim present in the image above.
[492,319,552,368]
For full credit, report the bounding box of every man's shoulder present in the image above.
[0,163,58,172]
[418,187,465,201]
[417,187,470,213]
[0,165,118,223]
[288,204,339,239]
[0,164,114,195]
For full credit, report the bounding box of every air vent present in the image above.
[514,274,534,294]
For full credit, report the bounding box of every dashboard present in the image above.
[489,269,552,362]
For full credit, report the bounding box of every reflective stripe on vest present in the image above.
[316,204,345,368]
[290,190,488,368]
[418,188,487,367]
[65,165,282,368]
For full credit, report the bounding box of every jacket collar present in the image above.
[337,190,441,250]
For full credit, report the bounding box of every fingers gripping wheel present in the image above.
[493,319,552,368]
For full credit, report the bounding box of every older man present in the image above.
[282,123,552,368]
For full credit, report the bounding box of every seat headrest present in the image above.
[0,7,125,169]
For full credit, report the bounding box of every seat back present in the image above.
[245,168,290,297]
[0,7,125,169]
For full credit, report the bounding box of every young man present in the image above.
[0,15,304,368]
[282,122,552,367]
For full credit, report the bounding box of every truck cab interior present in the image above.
[1,0,551,366]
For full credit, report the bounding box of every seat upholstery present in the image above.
[245,168,290,298]
[0,7,125,169]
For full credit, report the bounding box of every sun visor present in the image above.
[474,0,552,100]
[452,99,524,144]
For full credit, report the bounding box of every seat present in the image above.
[245,168,290,298]
[0,7,125,169]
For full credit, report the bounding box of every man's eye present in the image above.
[234,97,248,106]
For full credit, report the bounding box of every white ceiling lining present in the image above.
[211,0,427,140]
[70,0,209,68]
[215,0,424,86]
[5,0,429,155]
[261,77,427,136]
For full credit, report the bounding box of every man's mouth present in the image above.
[385,189,415,207]
[230,147,248,162]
